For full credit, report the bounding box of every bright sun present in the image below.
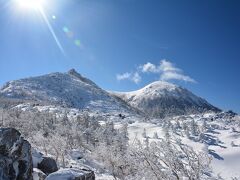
[16,0,44,11]
[13,0,66,56]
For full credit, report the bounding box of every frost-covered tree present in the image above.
[129,137,213,180]
[142,128,147,138]
[0,108,219,180]
[201,118,208,133]
[190,119,199,136]
[153,132,159,139]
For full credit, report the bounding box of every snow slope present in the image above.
[0,69,136,114]
[125,113,240,180]
[111,81,220,118]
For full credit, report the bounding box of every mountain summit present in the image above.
[0,70,134,113]
[111,81,220,118]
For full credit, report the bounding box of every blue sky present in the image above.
[0,0,239,112]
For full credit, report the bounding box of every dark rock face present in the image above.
[38,157,58,175]
[46,168,95,180]
[0,128,33,180]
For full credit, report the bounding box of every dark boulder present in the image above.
[38,157,58,175]
[0,128,33,180]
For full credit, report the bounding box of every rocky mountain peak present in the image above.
[67,68,97,87]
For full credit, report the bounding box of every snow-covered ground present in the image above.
[2,98,240,179]
[125,116,240,180]
[15,104,240,179]
[210,128,240,179]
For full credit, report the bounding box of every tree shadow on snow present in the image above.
[207,129,220,135]
[208,149,224,160]
[201,134,227,149]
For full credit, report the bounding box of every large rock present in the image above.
[33,168,47,180]
[46,168,95,180]
[38,157,58,175]
[32,148,44,168]
[0,128,33,180]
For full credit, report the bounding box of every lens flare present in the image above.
[74,39,81,47]
[39,7,66,56]
[63,26,69,33]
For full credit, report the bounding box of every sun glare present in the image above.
[16,0,44,11]
[12,0,66,56]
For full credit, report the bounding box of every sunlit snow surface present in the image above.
[0,70,137,115]
[125,115,240,180]
[9,101,240,179]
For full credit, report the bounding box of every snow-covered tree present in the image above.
[142,128,147,138]
[153,132,159,139]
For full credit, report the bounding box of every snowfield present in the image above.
[1,102,239,179]
[124,114,240,180]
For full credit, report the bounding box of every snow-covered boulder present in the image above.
[38,157,58,175]
[46,168,95,180]
[32,148,44,168]
[0,128,33,180]
[70,149,83,160]
[33,168,47,180]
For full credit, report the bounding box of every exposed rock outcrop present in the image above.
[0,128,33,180]
[0,128,95,180]
[38,157,58,175]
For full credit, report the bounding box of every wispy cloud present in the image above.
[132,72,141,84]
[116,72,141,84]
[116,72,131,81]
[117,59,196,84]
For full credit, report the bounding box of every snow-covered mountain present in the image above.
[0,70,220,117]
[111,81,220,118]
[1,70,239,180]
[0,69,136,114]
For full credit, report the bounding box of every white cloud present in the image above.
[116,72,141,84]
[139,59,196,83]
[141,62,159,73]
[159,60,196,83]
[117,59,196,84]
[159,59,181,73]
[116,72,131,81]
[132,72,141,84]
[160,71,196,82]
